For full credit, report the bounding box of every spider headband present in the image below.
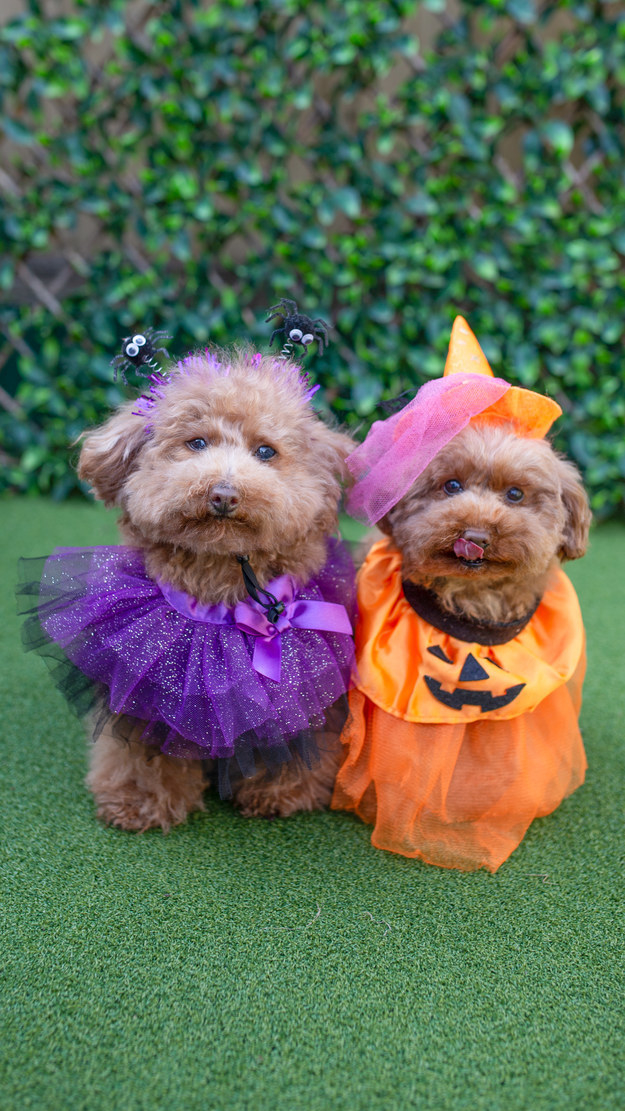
[115,300,329,430]
[346,316,562,525]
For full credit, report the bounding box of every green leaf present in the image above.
[333,187,361,219]
[473,256,498,282]
[542,120,574,157]
[506,0,536,24]
[1,116,34,144]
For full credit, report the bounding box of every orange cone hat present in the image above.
[444,315,561,439]
[444,316,494,378]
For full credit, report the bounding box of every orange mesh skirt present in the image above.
[332,653,587,873]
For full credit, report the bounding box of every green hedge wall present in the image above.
[1,0,624,514]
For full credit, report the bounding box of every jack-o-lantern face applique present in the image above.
[424,645,525,713]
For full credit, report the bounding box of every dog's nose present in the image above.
[462,528,490,549]
[209,483,239,514]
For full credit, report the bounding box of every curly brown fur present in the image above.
[78,349,354,828]
[233,743,342,819]
[86,725,208,833]
[380,421,591,624]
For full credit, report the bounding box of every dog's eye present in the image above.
[443,479,463,495]
[186,438,207,452]
[505,487,524,503]
[255,445,276,462]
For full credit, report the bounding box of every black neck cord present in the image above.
[236,555,286,624]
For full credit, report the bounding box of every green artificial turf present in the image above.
[1,497,624,1111]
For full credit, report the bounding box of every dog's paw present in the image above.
[235,793,299,820]
[93,786,205,833]
[87,733,208,833]
[233,768,334,820]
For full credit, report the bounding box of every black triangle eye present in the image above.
[427,645,453,664]
[458,654,490,682]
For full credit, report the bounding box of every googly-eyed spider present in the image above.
[111,328,170,385]
[265,298,330,356]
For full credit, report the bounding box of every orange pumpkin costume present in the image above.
[333,317,587,872]
[331,541,586,872]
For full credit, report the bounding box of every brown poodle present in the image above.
[333,419,591,871]
[331,317,592,871]
[71,348,355,831]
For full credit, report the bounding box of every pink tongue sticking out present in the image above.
[454,537,484,561]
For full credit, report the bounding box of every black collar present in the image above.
[402,580,541,646]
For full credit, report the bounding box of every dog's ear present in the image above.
[308,423,355,481]
[77,404,148,507]
[555,455,591,561]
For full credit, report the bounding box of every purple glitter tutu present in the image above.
[18,538,355,795]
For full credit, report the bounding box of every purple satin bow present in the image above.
[233,575,352,681]
[159,574,352,682]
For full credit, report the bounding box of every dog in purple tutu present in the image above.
[21,349,355,830]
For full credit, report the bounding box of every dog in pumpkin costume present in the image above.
[331,317,591,872]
